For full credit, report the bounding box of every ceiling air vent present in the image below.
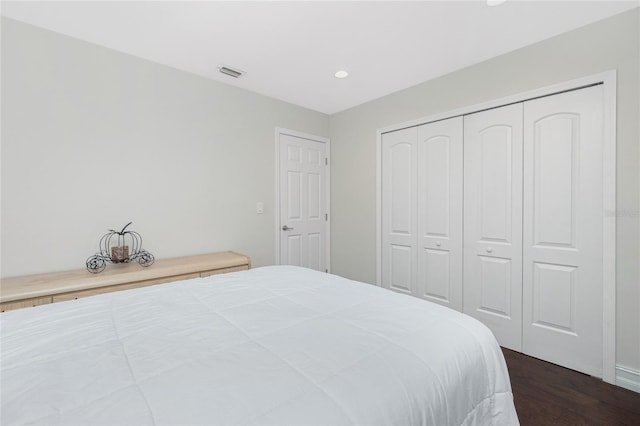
[219,66,245,78]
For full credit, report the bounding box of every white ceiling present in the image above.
[2,1,638,114]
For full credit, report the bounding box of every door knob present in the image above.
[282,225,294,231]
[486,247,493,253]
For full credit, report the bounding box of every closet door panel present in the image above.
[381,128,417,295]
[464,104,523,351]
[523,85,603,377]
[479,256,512,315]
[417,117,463,310]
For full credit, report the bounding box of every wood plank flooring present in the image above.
[502,348,640,425]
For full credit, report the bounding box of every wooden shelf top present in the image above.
[0,251,250,303]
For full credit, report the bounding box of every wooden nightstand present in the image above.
[0,251,251,312]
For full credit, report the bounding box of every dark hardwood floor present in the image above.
[502,348,640,425]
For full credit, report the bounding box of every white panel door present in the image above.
[416,117,463,310]
[279,133,327,271]
[523,86,604,377]
[464,104,524,351]
[381,127,417,295]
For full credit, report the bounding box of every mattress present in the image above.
[1,266,519,425]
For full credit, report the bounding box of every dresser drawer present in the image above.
[1,296,53,312]
[200,265,249,278]
[52,272,202,302]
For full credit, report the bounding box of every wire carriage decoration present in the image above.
[86,222,154,273]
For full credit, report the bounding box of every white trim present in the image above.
[377,71,616,135]
[601,71,617,385]
[274,127,331,273]
[376,70,617,384]
[325,136,331,273]
[616,365,640,393]
[375,129,382,287]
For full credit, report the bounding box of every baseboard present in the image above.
[616,365,640,393]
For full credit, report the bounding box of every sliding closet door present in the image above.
[463,104,523,351]
[522,86,604,377]
[381,127,417,295]
[416,118,463,310]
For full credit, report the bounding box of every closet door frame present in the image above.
[376,70,617,384]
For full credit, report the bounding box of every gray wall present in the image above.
[330,9,639,370]
[1,17,329,276]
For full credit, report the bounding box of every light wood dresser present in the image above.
[0,251,251,312]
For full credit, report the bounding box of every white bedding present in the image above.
[1,266,518,425]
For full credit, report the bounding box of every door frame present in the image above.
[376,70,617,384]
[275,127,331,272]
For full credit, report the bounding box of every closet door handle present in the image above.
[282,225,294,231]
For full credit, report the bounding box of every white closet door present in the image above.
[416,117,463,310]
[463,104,524,351]
[381,127,417,295]
[522,85,604,377]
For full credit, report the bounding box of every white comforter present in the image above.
[1,266,518,425]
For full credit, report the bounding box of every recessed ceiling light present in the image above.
[334,70,349,79]
[486,0,507,6]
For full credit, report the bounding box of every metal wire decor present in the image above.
[86,222,154,273]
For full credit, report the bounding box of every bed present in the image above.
[1,266,518,425]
